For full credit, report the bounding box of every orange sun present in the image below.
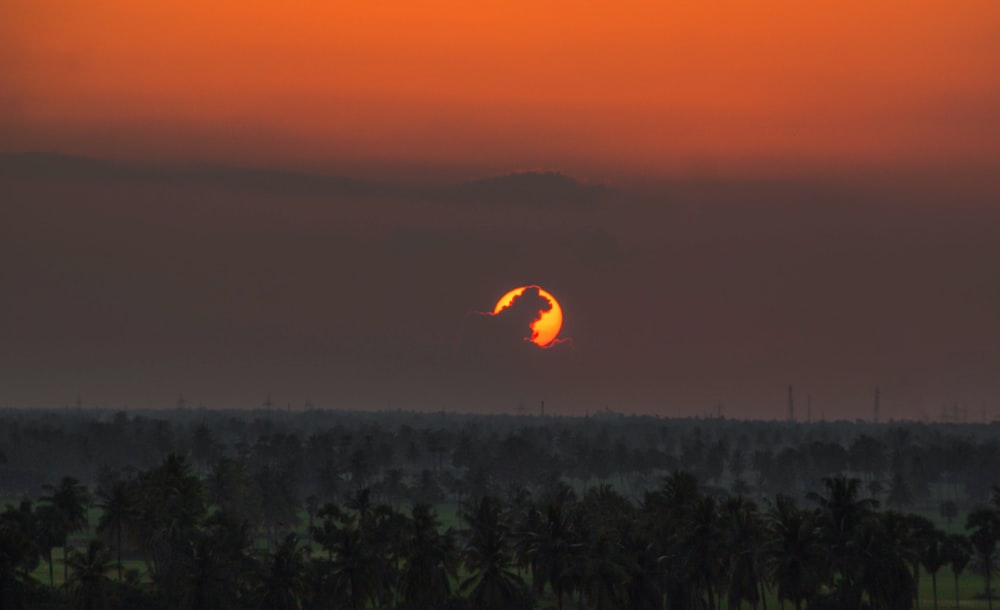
[493,285,563,347]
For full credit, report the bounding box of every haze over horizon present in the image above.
[2,2,999,419]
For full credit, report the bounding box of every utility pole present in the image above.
[263,392,273,410]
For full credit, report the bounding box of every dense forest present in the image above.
[1,408,999,609]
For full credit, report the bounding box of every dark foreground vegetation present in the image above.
[2,408,1000,609]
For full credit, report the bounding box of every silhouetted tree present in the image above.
[96,478,135,581]
[523,492,580,610]
[182,511,255,610]
[33,503,64,587]
[256,534,305,610]
[399,503,458,608]
[808,476,877,607]
[917,525,947,610]
[967,507,1000,609]
[42,476,91,584]
[460,496,528,610]
[0,514,38,609]
[763,495,824,610]
[945,533,973,610]
[720,495,764,609]
[131,455,206,598]
[65,540,115,610]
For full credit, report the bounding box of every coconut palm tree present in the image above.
[364,504,407,607]
[0,519,38,609]
[322,514,380,610]
[578,525,629,610]
[720,495,764,609]
[762,495,824,610]
[917,526,948,610]
[182,511,255,610]
[65,540,115,610]
[945,533,973,610]
[807,476,877,607]
[523,499,580,610]
[96,478,135,581]
[42,476,91,584]
[906,514,937,603]
[644,470,702,610]
[966,508,1000,609]
[460,495,528,610]
[33,503,64,587]
[683,495,725,610]
[257,533,306,610]
[131,454,207,597]
[398,503,458,608]
[859,511,917,610]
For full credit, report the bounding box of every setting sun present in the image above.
[494,285,563,347]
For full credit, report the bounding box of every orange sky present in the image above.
[2,0,999,179]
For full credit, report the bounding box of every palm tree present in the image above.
[619,516,662,610]
[65,540,115,610]
[523,499,580,610]
[859,511,917,610]
[644,470,702,610]
[399,503,458,608]
[807,476,877,607]
[460,496,528,610]
[182,511,255,610]
[0,520,38,609]
[720,495,764,609]
[966,508,999,609]
[907,514,937,603]
[33,503,64,587]
[911,523,947,610]
[762,495,824,610]
[257,533,306,610]
[327,520,380,610]
[364,504,407,607]
[131,454,207,597]
[96,478,135,581]
[578,525,629,610]
[42,476,91,584]
[945,534,973,610]
[683,495,724,610]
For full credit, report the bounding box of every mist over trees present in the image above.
[1,408,1000,609]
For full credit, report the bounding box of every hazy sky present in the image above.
[2,2,999,418]
[3,1,1000,178]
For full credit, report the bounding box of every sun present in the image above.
[493,285,563,347]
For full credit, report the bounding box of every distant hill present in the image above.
[0,153,611,206]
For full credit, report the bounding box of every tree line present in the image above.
[2,409,999,513]
[2,455,1000,610]
[2,409,1000,609]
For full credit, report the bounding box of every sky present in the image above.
[2,2,1000,419]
